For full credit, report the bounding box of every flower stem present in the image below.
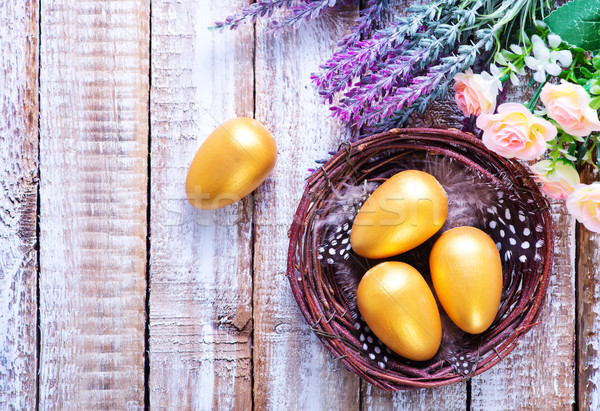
[527,74,549,111]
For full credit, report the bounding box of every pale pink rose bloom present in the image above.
[540,81,600,137]
[453,69,501,116]
[567,182,600,233]
[476,103,557,160]
[530,159,580,200]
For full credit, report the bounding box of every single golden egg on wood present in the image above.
[356,261,442,361]
[185,117,277,209]
[430,226,503,334]
[350,170,448,259]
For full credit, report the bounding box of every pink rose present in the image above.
[453,69,501,116]
[567,182,600,233]
[476,103,557,160]
[540,81,600,137]
[530,159,580,200]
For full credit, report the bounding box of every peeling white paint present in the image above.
[148,1,253,410]
[252,4,362,410]
[578,223,600,410]
[37,0,149,408]
[472,199,576,409]
[0,0,39,409]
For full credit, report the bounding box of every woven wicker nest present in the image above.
[287,128,554,390]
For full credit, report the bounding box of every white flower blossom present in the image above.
[489,63,501,77]
[523,35,572,83]
[547,33,562,49]
[509,44,523,55]
[479,70,503,95]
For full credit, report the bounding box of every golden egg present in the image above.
[186,117,277,209]
[350,170,448,259]
[356,261,442,361]
[429,226,503,334]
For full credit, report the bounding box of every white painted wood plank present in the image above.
[361,4,467,402]
[149,1,254,409]
[0,0,39,408]
[471,201,576,410]
[253,6,362,410]
[577,169,600,411]
[578,233,600,410]
[362,89,468,408]
[361,105,467,407]
[360,108,467,405]
[363,383,467,410]
[38,1,149,408]
[470,2,576,399]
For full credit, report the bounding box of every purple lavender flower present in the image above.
[337,0,397,48]
[215,0,547,131]
[317,0,472,126]
[213,1,292,30]
[213,0,350,31]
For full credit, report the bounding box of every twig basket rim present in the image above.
[286,127,554,391]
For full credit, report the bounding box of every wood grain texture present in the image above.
[0,0,39,408]
[471,201,576,410]
[363,382,467,410]
[469,7,576,401]
[38,1,149,408]
[148,1,254,409]
[361,95,467,408]
[253,6,362,410]
[577,169,600,411]
[361,2,468,396]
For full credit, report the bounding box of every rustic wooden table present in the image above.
[1,0,597,409]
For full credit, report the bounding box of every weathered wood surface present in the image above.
[148,1,254,409]
[471,203,576,410]
[362,1,469,408]
[0,1,594,409]
[362,97,469,410]
[0,0,39,409]
[252,5,362,410]
[469,25,576,406]
[38,0,149,408]
[363,383,467,411]
[578,169,600,411]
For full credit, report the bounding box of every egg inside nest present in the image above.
[315,152,545,376]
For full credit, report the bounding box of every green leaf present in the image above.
[590,96,600,110]
[500,50,519,60]
[568,138,578,152]
[581,67,594,78]
[544,0,600,51]
[577,134,592,162]
[495,52,508,66]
